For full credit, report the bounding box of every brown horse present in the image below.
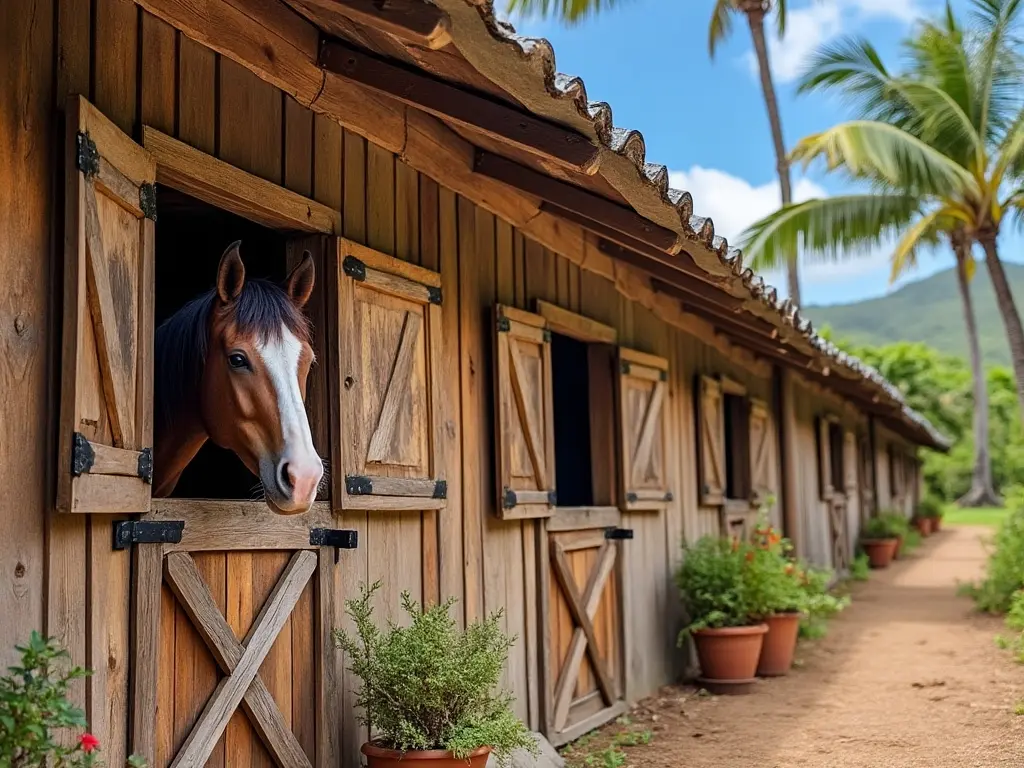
[153,241,324,515]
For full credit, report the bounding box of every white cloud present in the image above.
[744,0,926,83]
[668,165,895,294]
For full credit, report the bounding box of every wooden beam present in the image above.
[319,39,599,173]
[297,0,451,49]
[647,275,748,316]
[474,150,678,252]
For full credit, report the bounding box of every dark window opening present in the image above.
[723,393,751,501]
[550,334,616,507]
[155,186,289,500]
[829,422,845,493]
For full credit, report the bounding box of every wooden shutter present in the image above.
[858,434,875,517]
[617,348,671,511]
[749,397,772,505]
[57,96,156,514]
[494,305,556,519]
[816,416,833,501]
[697,375,726,506]
[843,431,858,493]
[335,240,445,510]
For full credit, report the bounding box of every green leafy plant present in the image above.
[962,487,1024,613]
[850,553,871,581]
[916,495,944,520]
[861,514,904,541]
[797,566,851,640]
[0,632,149,768]
[745,518,807,618]
[332,582,536,765]
[675,536,755,641]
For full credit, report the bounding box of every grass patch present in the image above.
[561,720,655,767]
[942,504,1009,529]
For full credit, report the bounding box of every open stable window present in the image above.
[493,302,672,519]
[723,390,751,501]
[828,421,845,497]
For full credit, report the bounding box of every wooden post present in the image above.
[776,366,801,557]
[868,416,880,515]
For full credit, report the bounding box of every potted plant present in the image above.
[747,521,807,677]
[918,496,944,533]
[860,516,901,568]
[0,631,148,768]
[333,582,536,767]
[676,536,767,692]
[881,512,911,557]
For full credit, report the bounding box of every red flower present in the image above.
[80,733,100,753]
[745,550,755,562]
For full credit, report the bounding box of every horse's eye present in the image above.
[228,353,249,370]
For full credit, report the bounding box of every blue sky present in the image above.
[508,0,1024,307]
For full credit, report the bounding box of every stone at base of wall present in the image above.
[486,732,564,768]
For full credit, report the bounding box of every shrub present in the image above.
[963,486,1024,614]
[746,520,806,619]
[0,632,148,768]
[796,566,851,640]
[861,515,903,540]
[332,582,535,765]
[850,553,871,581]
[916,495,944,520]
[675,536,755,640]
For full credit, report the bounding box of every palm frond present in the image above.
[505,0,619,24]
[774,0,787,39]
[708,0,735,58]
[791,121,980,196]
[889,208,947,281]
[969,0,1024,142]
[992,105,1024,197]
[739,194,923,272]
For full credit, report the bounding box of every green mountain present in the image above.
[803,262,1024,367]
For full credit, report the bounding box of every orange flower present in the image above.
[784,563,795,575]
[769,533,781,545]
[80,733,100,754]
[745,550,755,562]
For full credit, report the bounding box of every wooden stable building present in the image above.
[1,0,947,765]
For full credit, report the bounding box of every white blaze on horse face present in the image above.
[257,328,323,511]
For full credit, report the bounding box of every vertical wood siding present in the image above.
[0,2,918,761]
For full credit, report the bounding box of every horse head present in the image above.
[154,241,324,514]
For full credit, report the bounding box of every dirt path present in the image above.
[572,526,1024,767]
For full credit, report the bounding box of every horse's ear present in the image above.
[216,240,246,304]
[285,251,315,309]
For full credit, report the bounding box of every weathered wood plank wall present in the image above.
[0,0,920,762]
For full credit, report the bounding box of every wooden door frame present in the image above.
[537,512,629,748]
[129,499,345,767]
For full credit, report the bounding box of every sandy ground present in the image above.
[569,526,1024,767]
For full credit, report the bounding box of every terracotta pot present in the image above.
[894,534,905,558]
[757,612,801,677]
[693,624,768,681]
[362,744,491,768]
[861,538,898,569]
[932,517,942,532]
[915,517,932,536]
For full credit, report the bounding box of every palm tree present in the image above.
[740,1,1024,504]
[505,0,803,305]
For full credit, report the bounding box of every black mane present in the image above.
[154,279,310,433]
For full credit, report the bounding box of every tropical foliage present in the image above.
[961,486,1024,613]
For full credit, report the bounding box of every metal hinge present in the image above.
[71,432,95,476]
[310,527,359,562]
[345,475,373,495]
[501,486,517,509]
[432,480,448,499]
[137,448,153,484]
[542,329,552,343]
[625,490,673,504]
[113,520,184,550]
[548,490,557,505]
[427,286,443,305]
[496,316,511,333]
[343,255,366,281]
[659,369,668,382]
[620,361,631,376]
[76,131,100,178]
[605,527,634,540]
[139,183,157,222]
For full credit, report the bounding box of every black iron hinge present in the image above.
[432,480,448,499]
[548,490,557,505]
[310,527,359,562]
[501,486,517,509]
[137,448,153,484]
[71,432,95,476]
[427,286,443,305]
[625,490,673,504]
[659,369,669,382]
[139,183,157,222]
[343,255,366,281]
[76,131,100,178]
[542,329,552,343]
[605,527,634,540]
[496,315,511,333]
[620,361,631,376]
[345,475,373,495]
[112,520,184,550]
